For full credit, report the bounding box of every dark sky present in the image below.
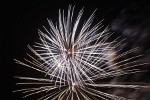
[4,0,150,99]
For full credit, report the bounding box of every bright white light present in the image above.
[14,5,148,100]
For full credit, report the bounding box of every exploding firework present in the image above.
[14,5,149,100]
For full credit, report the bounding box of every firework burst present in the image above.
[14,5,149,100]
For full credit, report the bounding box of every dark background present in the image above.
[3,0,150,99]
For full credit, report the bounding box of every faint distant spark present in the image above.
[14,5,149,100]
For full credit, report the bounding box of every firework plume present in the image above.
[14,5,149,100]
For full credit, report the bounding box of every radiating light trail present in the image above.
[14,5,149,100]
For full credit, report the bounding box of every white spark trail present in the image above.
[14,5,149,100]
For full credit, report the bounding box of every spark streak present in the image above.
[14,5,149,100]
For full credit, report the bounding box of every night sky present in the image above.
[4,0,150,99]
